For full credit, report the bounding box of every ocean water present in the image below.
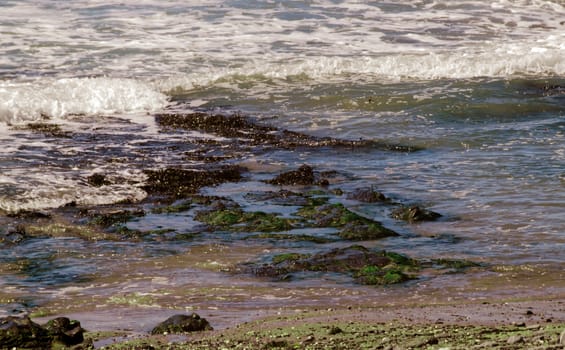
[1,0,565,321]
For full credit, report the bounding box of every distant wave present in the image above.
[159,46,565,93]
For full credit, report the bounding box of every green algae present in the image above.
[244,233,334,244]
[354,265,412,285]
[88,210,145,228]
[272,253,311,265]
[195,209,293,232]
[296,202,398,240]
[22,222,111,241]
[151,200,192,214]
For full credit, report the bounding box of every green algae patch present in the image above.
[240,245,421,285]
[195,209,293,232]
[296,202,398,240]
[244,233,334,244]
[391,205,442,223]
[272,253,311,265]
[22,222,112,241]
[354,265,412,285]
[88,209,145,228]
[151,200,192,214]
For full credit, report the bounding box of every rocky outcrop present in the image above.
[0,316,86,349]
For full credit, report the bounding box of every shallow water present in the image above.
[1,0,564,332]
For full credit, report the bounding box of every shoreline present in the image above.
[82,296,565,349]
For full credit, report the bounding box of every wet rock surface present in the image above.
[0,111,499,349]
[151,313,213,335]
[266,164,316,186]
[142,166,243,198]
[155,112,422,152]
[391,205,442,223]
[0,316,87,349]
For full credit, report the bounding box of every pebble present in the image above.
[507,335,524,345]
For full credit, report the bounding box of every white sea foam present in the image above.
[0,169,147,214]
[0,77,167,124]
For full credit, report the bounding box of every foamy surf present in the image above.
[0,77,167,124]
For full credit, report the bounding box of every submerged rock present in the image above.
[346,187,389,203]
[87,173,111,187]
[297,202,398,240]
[151,313,213,335]
[241,245,418,285]
[155,112,422,152]
[19,122,72,138]
[391,206,442,223]
[267,164,316,186]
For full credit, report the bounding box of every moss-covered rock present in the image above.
[391,206,442,223]
[241,245,419,285]
[88,209,145,228]
[272,252,311,265]
[195,209,293,232]
[354,265,412,285]
[244,233,334,244]
[43,317,85,346]
[296,202,398,240]
[0,316,51,349]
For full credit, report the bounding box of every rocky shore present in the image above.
[2,112,564,349]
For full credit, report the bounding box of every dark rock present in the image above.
[143,166,242,198]
[155,112,422,152]
[43,317,85,346]
[6,211,51,219]
[390,206,441,223]
[346,187,389,203]
[151,313,213,335]
[296,202,398,240]
[240,245,422,285]
[21,123,72,138]
[87,173,111,187]
[88,209,145,227]
[0,316,51,348]
[0,225,27,244]
[267,165,315,186]
[244,190,310,206]
[328,326,343,335]
[338,221,398,241]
